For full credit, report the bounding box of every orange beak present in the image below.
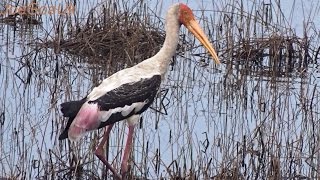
[184,19,220,64]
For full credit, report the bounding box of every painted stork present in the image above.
[59,3,220,179]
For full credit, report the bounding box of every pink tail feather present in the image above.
[68,103,100,141]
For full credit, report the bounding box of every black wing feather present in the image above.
[59,98,86,140]
[61,98,86,118]
[59,75,161,140]
[90,75,161,111]
[90,75,161,127]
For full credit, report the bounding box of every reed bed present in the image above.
[42,2,165,71]
[0,0,320,179]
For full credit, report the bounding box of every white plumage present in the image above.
[59,3,220,179]
[98,100,148,121]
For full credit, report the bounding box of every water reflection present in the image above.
[0,0,320,179]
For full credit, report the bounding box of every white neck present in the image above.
[141,4,181,75]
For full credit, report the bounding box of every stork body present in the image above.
[59,3,220,179]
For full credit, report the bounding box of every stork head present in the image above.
[178,3,220,64]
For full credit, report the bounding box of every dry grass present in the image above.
[43,6,165,69]
[0,0,320,179]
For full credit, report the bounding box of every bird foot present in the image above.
[120,163,130,179]
[94,148,122,180]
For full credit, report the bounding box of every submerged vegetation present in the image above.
[0,0,319,179]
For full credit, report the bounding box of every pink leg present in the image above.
[120,124,136,178]
[94,124,121,180]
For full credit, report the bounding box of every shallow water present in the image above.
[0,0,320,179]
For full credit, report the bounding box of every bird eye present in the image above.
[182,10,192,21]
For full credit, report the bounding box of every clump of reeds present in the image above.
[43,1,165,71]
[0,0,42,25]
[212,0,317,79]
